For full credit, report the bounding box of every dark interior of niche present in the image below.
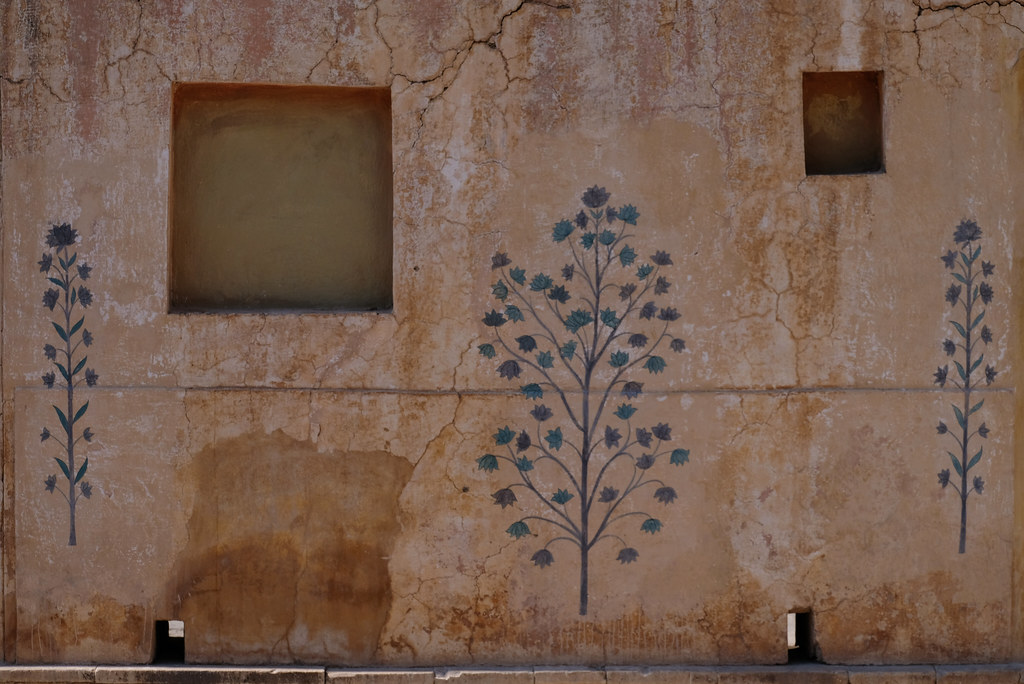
[803,71,884,176]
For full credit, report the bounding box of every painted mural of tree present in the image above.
[37,223,99,546]
[476,186,691,615]
[933,219,997,554]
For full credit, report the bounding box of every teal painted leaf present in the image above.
[953,404,966,429]
[619,245,637,267]
[950,452,964,477]
[55,457,70,479]
[560,340,577,360]
[510,267,526,285]
[53,405,69,433]
[521,383,543,399]
[73,400,89,423]
[530,273,553,291]
[599,230,616,246]
[58,255,68,270]
[537,351,554,369]
[69,316,84,337]
[73,356,87,375]
[507,521,531,538]
[52,322,68,342]
[951,321,967,338]
[600,308,620,328]
[644,356,667,374]
[494,426,516,445]
[67,252,77,267]
[564,309,593,334]
[506,305,525,322]
[478,343,496,358]
[492,280,509,301]
[610,351,629,368]
[971,310,985,330]
[74,458,88,484]
[545,427,563,451]
[553,220,575,243]
[552,488,574,505]
[637,264,653,279]
[477,454,499,472]
[56,362,70,382]
[670,448,690,465]
[71,287,77,306]
[967,448,983,471]
[954,360,967,382]
[641,518,662,534]
[615,403,637,420]
[516,456,534,471]
[48,277,66,289]
[970,355,983,374]
[969,399,984,415]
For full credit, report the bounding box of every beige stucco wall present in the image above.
[1,0,1023,667]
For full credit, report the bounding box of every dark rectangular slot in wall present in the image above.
[803,70,884,175]
[153,620,185,663]
[787,611,818,663]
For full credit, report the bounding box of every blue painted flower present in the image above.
[953,220,981,245]
[42,288,59,311]
[616,547,638,564]
[46,223,78,248]
[581,186,610,209]
[532,549,554,567]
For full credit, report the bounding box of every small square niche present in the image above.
[170,82,393,312]
[802,71,884,175]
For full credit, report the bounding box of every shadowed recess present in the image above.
[170,82,393,312]
[802,71,884,176]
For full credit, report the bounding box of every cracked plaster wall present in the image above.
[1,0,1023,667]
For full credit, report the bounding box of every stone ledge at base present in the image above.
[0,666,1020,684]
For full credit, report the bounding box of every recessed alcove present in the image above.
[169,82,393,312]
[802,71,884,175]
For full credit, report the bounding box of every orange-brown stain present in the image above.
[168,430,412,664]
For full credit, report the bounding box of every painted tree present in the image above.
[37,223,99,546]
[476,186,691,615]
[933,219,997,554]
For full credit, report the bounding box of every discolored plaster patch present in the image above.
[20,594,148,663]
[169,430,412,664]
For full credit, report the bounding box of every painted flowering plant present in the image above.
[477,186,691,615]
[933,219,997,554]
[37,223,99,546]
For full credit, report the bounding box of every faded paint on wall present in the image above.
[1,0,1023,668]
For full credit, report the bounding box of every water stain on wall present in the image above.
[168,430,412,664]
[21,594,147,663]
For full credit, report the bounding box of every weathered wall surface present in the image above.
[1,0,1023,667]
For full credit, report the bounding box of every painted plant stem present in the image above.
[38,223,99,546]
[933,219,996,554]
[477,186,691,615]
